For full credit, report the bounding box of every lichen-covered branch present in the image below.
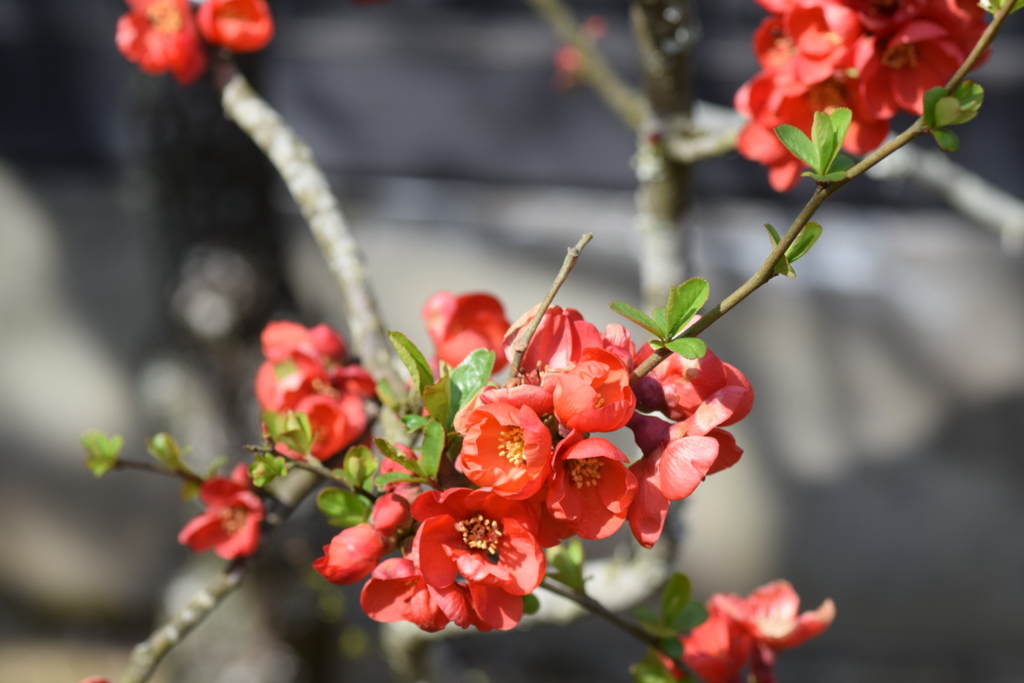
[525,0,646,130]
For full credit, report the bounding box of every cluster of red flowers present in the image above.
[115,0,275,85]
[675,580,835,683]
[309,293,754,633]
[255,321,376,461]
[736,0,988,190]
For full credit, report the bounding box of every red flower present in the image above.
[680,604,753,683]
[361,557,476,632]
[551,347,636,433]
[458,402,553,500]
[546,431,637,540]
[178,464,264,560]
[411,488,545,630]
[423,291,510,372]
[271,393,369,462]
[196,0,275,53]
[503,305,602,377]
[714,580,836,651]
[313,523,389,585]
[372,492,412,537]
[635,345,754,426]
[115,0,207,85]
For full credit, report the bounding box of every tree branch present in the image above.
[539,580,661,650]
[114,459,204,486]
[509,233,594,377]
[525,0,646,130]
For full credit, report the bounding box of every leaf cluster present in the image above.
[764,221,823,278]
[611,278,710,360]
[776,108,855,182]
[82,430,124,478]
[923,81,985,153]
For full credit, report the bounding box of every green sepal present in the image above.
[665,337,707,360]
[932,128,960,152]
[389,331,434,395]
[317,487,371,527]
[420,419,446,479]
[81,430,123,478]
[611,301,663,338]
[343,445,378,489]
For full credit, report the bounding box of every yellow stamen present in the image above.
[455,514,503,554]
[146,0,184,34]
[498,427,526,466]
[568,457,603,488]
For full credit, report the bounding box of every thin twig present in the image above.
[630,2,1018,383]
[525,0,646,130]
[663,123,740,165]
[292,456,378,501]
[539,580,662,650]
[509,233,594,377]
[114,459,204,486]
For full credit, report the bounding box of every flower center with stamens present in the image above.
[568,457,603,488]
[498,427,526,466]
[146,0,184,34]
[220,506,248,534]
[455,514,503,554]
[881,42,918,70]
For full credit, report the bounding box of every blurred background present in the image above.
[3,0,1024,681]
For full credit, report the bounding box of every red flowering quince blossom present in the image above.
[713,579,836,651]
[423,291,511,372]
[503,305,602,377]
[546,430,637,540]
[457,402,553,500]
[196,0,275,54]
[314,493,411,585]
[411,488,545,630]
[679,604,754,683]
[550,347,637,433]
[116,0,207,85]
[178,464,264,560]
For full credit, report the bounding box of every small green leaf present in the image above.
[764,223,782,247]
[343,445,378,488]
[932,128,960,152]
[373,472,426,488]
[669,601,710,632]
[651,307,669,339]
[826,108,853,168]
[249,452,288,487]
[773,251,796,278]
[829,154,855,174]
[546,540,586,592]
[449,349,496,428]
[775,124,818,171]
[933,96,963,128]
[811,111,836,175]
[522,593,541,615]
[923,86,948,128]
[804,170,850,183]
[82,430,123,478]
[389,331,434,395]
[661,573,692,626]
[376,379,400,410]
[375,438,426,478]
[954,80,984,112]
[422,374,452,427]
[633,606,661,625]
[658,638,684,659]
[147,432,186,469]
[420,419,445,479]
[317,487,371,527]
[271,411,313,456]
[402,414,431,432]
[665,278,710,337]
[611,301,663,337]
[786,221,823,264]
[665,337,707,360]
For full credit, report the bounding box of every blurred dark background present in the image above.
[3,1,1024,681]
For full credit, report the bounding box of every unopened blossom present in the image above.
[551,347,636,433]
[196,0,275,53]
[423,291,510,372]
[115,0,207,84]
[178,464,264,560]
[313,523,389,585]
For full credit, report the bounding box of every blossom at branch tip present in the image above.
[115,0,207,85]
[196,0,275,54]
[178,464,264,560]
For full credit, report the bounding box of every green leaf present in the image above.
[665,337,707,360]
[658,638,684,659]
[804,170,850,183]
[402,414,431,432]
[661,573,692,625]
[954,80,985,112]
[826,108,853,168]
[829,154,855,174]
[449,349,496,428]
[147,432,186,469]
[775,124,818,171]
[249,452,289,487]
[610,301,663,337]
[764,223,782,247]
[633,606,661,625]
[933,96,963,128]
[375,438,426,478]
[317,487,371,527]
[932,128,960,152]
[343,445,378,488]
[522,593,541,615]
[389,331,434,395]
[280,411,314,455]
[376,379,400,410]
[82,430,123,478]
[422,374,452,427]
[923,86,948,128]
[373,472,426,488]
[669,601,710,632]
[651,307,669,339]
[546,540,586,592]
[420,419,445,479]
[811,111,836,175]
[665,278,710,337]
[773,252,796,278]
[786,221,823,264]
[630,650,677,683]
